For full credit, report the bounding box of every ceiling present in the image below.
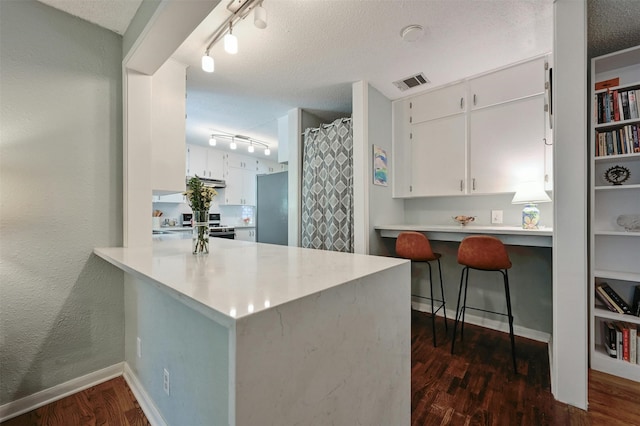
[37,0,640,159]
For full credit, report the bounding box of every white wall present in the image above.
[552,0,588,409]
[0,0,124,405]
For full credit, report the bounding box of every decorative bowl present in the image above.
[616,214,640,231]
[453,215,476,226]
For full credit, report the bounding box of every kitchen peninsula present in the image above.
[95,238,410,425]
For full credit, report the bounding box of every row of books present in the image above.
[602,321,639,363]
[595,283,640,316]
[595,88,640,124]
[595,125,640,156]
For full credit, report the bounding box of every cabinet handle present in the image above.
[473,94,477,105]
[460,180,463,192]
[472,178,476,191]
[460,97,464,109]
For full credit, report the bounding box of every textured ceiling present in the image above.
[36,0,640,158]
[37,0,142,35]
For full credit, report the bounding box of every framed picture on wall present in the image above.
[373,145,388,186]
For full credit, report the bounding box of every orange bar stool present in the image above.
[396,231,447,347]
[450,235,517,373]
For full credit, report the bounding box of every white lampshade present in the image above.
[201,53,214,72]
[230,139,237,150]
[248,143,255,153]
[209,135,216,146]
[511,181,551,204]
[224,32,238,54]
[254,5,267,29]
[264,147,271,156]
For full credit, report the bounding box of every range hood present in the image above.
[187,176,226,188]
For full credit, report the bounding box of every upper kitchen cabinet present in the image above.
[468,57,546,110]
[410,82,467,124]
[257,158,286,174]
[392,55,550,197]
[187,144,224,180]
[224,152,258,205]
[151,59,187,192]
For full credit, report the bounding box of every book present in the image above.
[598,283,632,314]
[595,78,620,90]
[622,323,630,361]
[629,90,639,119]
[628,323,637,364]
[621,91,630,120]
[613,90,620,121]
[596,284,625,314]
[632,285,640,317]
[615,322,624,360]
[604,321,618,358]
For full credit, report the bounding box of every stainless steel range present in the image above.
[209,213,235,239]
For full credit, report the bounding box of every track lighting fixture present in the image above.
[200,0,268,73]
[206,130,271,155]
[224,23,238,54]
[254,3,267,29]
[201,52,214,73]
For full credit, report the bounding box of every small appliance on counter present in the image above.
[181,213,193,227]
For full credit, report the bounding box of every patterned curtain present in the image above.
[301,118,353,253]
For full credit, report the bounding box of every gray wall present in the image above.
[0,0,124,404]
[367,85,404,256]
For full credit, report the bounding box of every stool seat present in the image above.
[457,235,512,270]
[396,231,447,347]
[451,235,518,373]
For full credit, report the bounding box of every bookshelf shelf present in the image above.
[590,45,640,384]
[593,307,640,325]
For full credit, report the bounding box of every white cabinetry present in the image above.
[187,144,224,180]
[257,158,286,175]
[224,153,257,205]
[589,45,640,383]
[392,55,550,198]
[236,228,256,242]
[152,193,185,203]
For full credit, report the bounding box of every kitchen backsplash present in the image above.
[152,195,255,227]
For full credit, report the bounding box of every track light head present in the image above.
[201,52,214,72]
[254,4,267,29]
[209,135,217,146]
[264,147,271,156]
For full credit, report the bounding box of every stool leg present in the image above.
[451,266,467,355]
[428,261,437,347]
[437,258,448,332]
[503,270,517,374]
[460,267,470,339]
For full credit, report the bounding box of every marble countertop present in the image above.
[94,239,407,323]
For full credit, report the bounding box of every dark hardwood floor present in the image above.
[3,311,639,425]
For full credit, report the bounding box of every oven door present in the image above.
[210,229,235,239]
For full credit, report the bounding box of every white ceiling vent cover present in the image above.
[393,73,430,91]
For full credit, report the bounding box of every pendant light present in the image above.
[264,147,271,156]
[224,23,238,55]
[201,51,214,73]
[230,138,237,150]
[248,142,255,153]
[254,3,267,29]
[209,135,217,146]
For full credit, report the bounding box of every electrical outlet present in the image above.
[491,210,503,224]
[163,368,170,395]
[137,337,142,358]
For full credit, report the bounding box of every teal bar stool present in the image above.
[450,235,517,373]
[396,231,447,347]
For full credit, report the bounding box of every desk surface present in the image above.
[375,224,553,247]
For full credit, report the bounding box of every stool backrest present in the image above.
[457,235,512,270]
[396,231,437,261]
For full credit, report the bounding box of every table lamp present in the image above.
[511,182,551,229]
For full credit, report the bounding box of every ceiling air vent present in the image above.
[393,73,430,92]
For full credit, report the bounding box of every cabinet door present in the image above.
[225,167,244,205]
[469,96,546,194]
[392,100,412,197]
[243,169,257,205]
[206,149,225,180]
[187,145,208,178]
[235,228,256,242]
[410,83,467,124]
[469,57,546,109]
[410,115,467,196]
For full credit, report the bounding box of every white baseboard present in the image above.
[123,363,167,426]
[412,299,551,343]
[0,363,124,423]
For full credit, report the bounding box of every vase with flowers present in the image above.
[184,176,218,254]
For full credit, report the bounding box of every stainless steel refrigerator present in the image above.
[256,171,288,245]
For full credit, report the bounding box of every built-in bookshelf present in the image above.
[590,45,640,383]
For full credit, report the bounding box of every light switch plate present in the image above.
[491,210,503,224]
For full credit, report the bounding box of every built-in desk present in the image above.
[375,224,553,247]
